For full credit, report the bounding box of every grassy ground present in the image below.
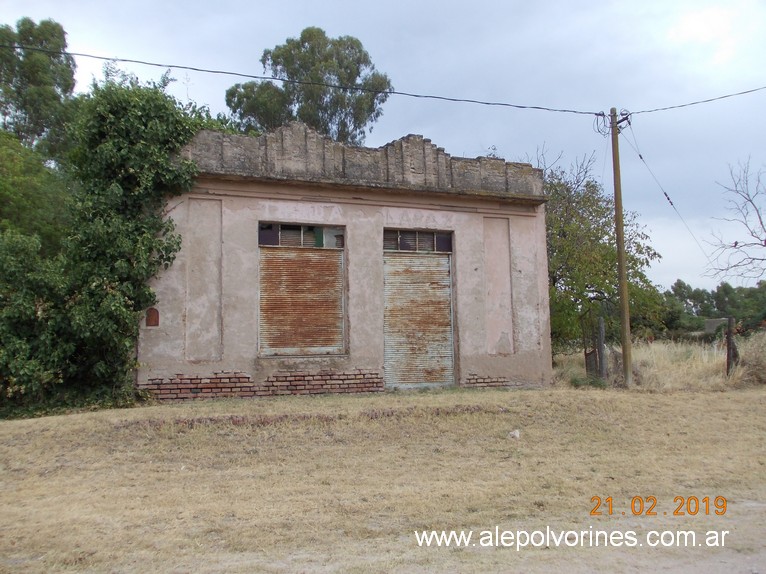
[553,332,766,391]
[1,379,765,572]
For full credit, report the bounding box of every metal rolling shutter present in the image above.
[384,252,454,386]
[259,247,344,355]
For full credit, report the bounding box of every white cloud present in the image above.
[663,0,765,83]
[667,6,737,66]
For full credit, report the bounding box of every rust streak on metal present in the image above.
[259,247,344,354]
[384,253,454,385]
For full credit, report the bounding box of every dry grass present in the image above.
[1,386,765,573]
[734,332,766,386]
[554,332,766,392]
[631,341,730,391]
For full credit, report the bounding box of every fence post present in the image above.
[598,317,607,380]
[726,316,739,376]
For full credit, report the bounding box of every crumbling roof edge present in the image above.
[181,123,544,201]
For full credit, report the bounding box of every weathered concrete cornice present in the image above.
[181,123,545,203]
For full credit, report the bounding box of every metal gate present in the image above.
[383,252,454,386]
[259,247,344,355]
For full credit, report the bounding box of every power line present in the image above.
[3,41,764,122]
[0,43,601,116]
[5,43,764,119]
[633,85,766,115]
[622,121,714,266]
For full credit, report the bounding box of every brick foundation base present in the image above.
[462,374,537,388]
[139,369,384,402]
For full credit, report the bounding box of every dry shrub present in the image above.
[551,352,587,388]
[732,331,766,386]
[629,340,728,392]
[552,335,766,392]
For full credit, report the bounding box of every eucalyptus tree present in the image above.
[226,27,392,145]
[0,17,76,149]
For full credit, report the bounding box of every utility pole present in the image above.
[610,107,632,387]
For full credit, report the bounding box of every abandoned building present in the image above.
[136,123,552,400]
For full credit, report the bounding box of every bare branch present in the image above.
[709,159,766,280]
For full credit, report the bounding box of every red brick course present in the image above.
[139,369,384,402]
[462,374,538,388]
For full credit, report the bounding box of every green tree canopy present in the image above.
[711,281,766,328]
[0,17,76,148]
[544,157,662,347]
[225,27,392,145]
[667,279,715,317]
[0,73,220,409]
[0,229,70,404]
[0,131,69,254]
[662,279,766,333]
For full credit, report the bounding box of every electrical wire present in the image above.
[0,41,758,260]
[622,121,714,265]
[0,43,602,116]
[633,85,766,115]
[593,112,611,137]
[3,44,764,118]
[5,43,763,120]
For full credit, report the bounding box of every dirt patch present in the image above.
[0,387,764,572]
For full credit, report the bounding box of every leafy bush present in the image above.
[0,231,69,402]
[0,132,70,255]
[1,75,219,411]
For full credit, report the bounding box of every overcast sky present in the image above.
[6,0,765,291]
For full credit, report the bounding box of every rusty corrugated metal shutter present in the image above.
[259,247,344,355]
[384,253,454,386]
